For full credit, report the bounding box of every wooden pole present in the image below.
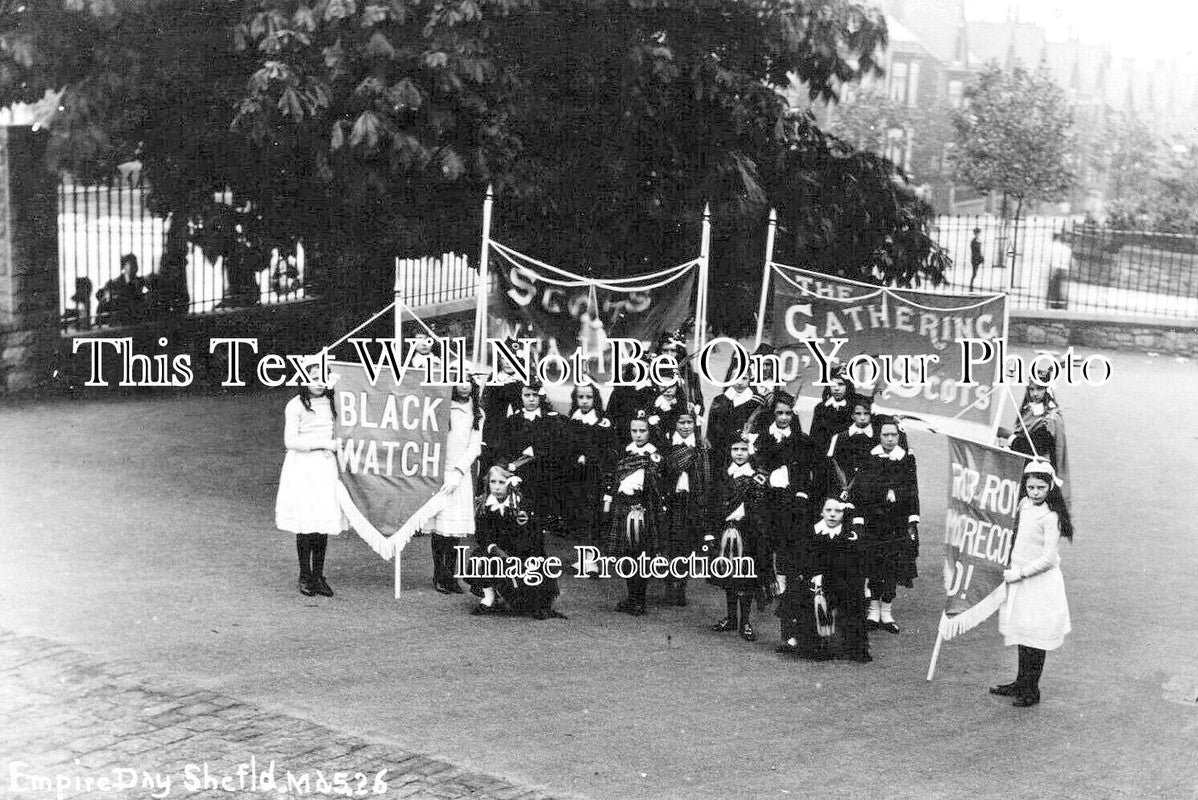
[400,543,409,598]
[926,619,945,681]
[393,257,403,346]
[755,208,777,347]
[473,185,494,366]
[696,202,712,355]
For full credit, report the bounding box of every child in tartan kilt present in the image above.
[602,412,664,616]
[660,407,710,607]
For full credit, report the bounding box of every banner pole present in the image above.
[755,208,777,347]
[697,202,712,354]
[474,184,494,366]
[394,258,403,344]
[400,543,409,598]
[926,622,945,681]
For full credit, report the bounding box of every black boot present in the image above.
[711,591,738,631]
[1013,647,1044,707]
[431,536,452,593]
[296,535,316,596]
[310,534,333,596]
[738,595,756,642]
[991,648,1026,696]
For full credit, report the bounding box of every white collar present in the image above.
[814,520,843,538]
[727,462,754,478]
[849,424,873,437]
[571,409,598,424]
[626,442,656,455]
[768,423,792,442]
[672,432,696,447]
[654,394,676,411]
[870,444,906,460]
[490,371,519,385]
[724,387,754,407]
[485,494,512,514]
[522,408,542,420]
[824,396,847,408]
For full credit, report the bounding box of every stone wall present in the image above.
[1011,310,1198,356]
[0,127,59,393]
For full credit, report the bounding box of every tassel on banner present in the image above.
[335,482,449,561]
[938,583,1008,640]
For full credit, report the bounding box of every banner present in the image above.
[768,264,1007,438]
[331,361,452,555]
[487,245,698,376]
[940,436,1031,639]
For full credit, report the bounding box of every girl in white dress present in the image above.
[993,459,1074,707]
[428,380,484,594]
[275,365,346,597]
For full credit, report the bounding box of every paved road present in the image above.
[2,348,1198,800]
[2,628,566,799]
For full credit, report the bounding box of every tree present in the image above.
[952,63,1075,267]
[824,89,955,189]
[2,0,948,332]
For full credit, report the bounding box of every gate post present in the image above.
[0,126,59,393]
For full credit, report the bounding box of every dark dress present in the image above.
[601,444,664,559]
[466,494,559,612]
[646,393,684,449]
[478,376,523,483]
[563,411,619,544]
[706,389,764,475]
[752,425,815,566]
[705,466,771,595]
[498,407,568,524]
[661,435,711,567]
[852,445,921,598]
[809,396,854,463]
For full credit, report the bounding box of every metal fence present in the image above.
[929,215,1198,319]
[56,174,487,333]
[57,180,1198,333]
[57,174,307,332]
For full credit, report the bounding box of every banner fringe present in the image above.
[939,584,1007,641]
[336,483,451,561]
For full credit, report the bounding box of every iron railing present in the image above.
[927,215,1198,319]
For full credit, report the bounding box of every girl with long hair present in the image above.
[428,379,484,594]
[275,363,346,597]
[992,459,1074,707]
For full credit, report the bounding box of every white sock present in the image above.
[481,588,496,607]
[880,602,895,624]
[787,637,797,647]
[867,600,881,621]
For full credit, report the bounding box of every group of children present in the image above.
[453,339,928,665]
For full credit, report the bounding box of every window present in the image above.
[889,61,909,105]
[948,80,964,109]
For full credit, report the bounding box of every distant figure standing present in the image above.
[969,228,984,292]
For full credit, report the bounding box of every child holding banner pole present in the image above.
[428,379,484,595]
[275,357,346,597]
[992,459,1073,707]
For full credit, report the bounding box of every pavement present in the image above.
[3,347,1198,800]
[1,628,567,800]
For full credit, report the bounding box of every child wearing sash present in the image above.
[660,408,710,607]
[705,435,770,642]
[602,412,663,615]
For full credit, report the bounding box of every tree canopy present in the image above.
[1,0,950,331]
[951,63,1076,219]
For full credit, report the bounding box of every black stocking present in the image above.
[311,534,328,579]
[296,535,314,580]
